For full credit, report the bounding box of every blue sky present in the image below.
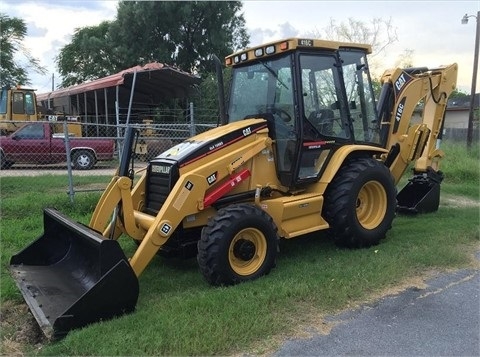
[3,0,479,93]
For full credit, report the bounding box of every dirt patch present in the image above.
[0,301,45,356]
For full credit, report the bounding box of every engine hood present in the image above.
[154,119,268,168]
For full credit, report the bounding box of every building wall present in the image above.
[444,109,469,129]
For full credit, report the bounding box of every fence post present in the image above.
[189,102,195,137]
[115,100,123,161]
[63,121,75,203]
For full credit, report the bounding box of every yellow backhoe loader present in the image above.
[10,38,457,338]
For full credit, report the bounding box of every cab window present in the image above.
[0,89,7,114]
[24,92,35,115]
[339,50,380,145]
[14,123,44,139]
[300,54,350,140]
[13,92,25,114]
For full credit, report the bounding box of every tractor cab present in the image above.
[226,38,381,187]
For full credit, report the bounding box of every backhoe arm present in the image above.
[377,64,457,213]
[378,64,458,184]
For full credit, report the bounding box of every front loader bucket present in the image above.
[9,208,139,339]
[396,170,443,214]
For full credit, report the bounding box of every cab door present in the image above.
[293,52,352,184]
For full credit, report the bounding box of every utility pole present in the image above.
[461,11,480,149]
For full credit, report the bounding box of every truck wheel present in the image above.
[72,150,95,170]
[323,157,396,248]
[197,203,279,286]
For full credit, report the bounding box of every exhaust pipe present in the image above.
[10,208,139,338]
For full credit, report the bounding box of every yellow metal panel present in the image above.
[281,214,329,238]
[318,145,388,184]
[261,193,329,238]
[182,207,216,229]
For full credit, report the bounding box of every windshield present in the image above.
[0,88,7,114]
[228,54,295,123]
[228,54,297,175]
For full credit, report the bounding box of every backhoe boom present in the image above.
[378,64,458,184]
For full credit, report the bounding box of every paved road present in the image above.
[275,264,480,357]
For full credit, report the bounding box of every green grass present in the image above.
[0,142,479,356]
[440,141,480,198]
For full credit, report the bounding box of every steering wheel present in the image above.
[270,107,292,123]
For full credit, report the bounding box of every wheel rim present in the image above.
[77,154,90,168]
[356,180,387,229]
[228,228,267,276]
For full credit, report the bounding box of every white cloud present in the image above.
[2,0,117,90]
[242,0,480,92]
[2,0,479,92]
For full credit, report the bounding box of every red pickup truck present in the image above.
[0,122,115,170]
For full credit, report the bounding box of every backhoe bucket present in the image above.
[9,208,139,339]
[396,171,443,214]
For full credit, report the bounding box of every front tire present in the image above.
[197,204,279,286]
[72,150,95,170]
[323,157,396,248]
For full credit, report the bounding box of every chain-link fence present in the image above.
[1,108,477,202]
[0,102,219,169]
[0,121,199,168]
[0,104,218,201]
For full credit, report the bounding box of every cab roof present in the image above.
[225,38,372,66]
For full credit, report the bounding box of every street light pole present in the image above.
[462,11,480,149]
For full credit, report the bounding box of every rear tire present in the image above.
[197,204,279,286]
[72,150,95,170]
[323,157,396,248]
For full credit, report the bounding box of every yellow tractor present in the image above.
[10,38,457,338]
[0,86,82,136]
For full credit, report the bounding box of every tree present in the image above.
[449,88,469,100]
[394,48,414,68]
[56,21,119,87]
[0,13,46,87]
[109,1,249,74]
[309,17,398,75]
[56,1,249,87]
[315,17,398,52]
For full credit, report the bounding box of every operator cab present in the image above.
[226,38,381,188]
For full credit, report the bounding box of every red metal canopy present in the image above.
[37,62,201,102]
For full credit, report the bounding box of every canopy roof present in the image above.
[37,62,201,103]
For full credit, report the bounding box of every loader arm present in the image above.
[91,132,271,277]
[377,64,458,185]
